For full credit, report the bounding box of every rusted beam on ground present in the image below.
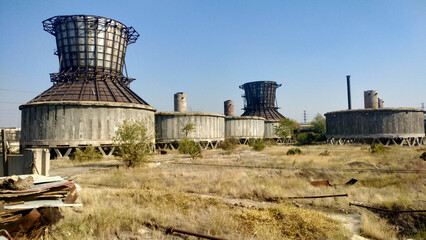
[166,227,228,240]
[349,202,426,213]
[267,194,348,202]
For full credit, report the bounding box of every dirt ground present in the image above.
[49,144,426,240]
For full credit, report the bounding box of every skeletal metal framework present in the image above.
[27,15,147,105]
[239,81,285,120]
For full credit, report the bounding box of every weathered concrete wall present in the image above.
[325,108,425,138]
[225,116,264,139]
[155,112,225,142]
[0,148,50,177]
[20,101,155,148]
[1,128,21,152]
[264,120,279,138]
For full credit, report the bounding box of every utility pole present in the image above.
[1,129,8,176]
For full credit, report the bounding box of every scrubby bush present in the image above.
[219,138,239,151]
[371,143,386,154]
[296,132,319,145]
[179,138,202,159]
[113,119,153,167]
[247,138,265,151]
[73,146,103,162]
[181,122,196,137]
[310,113,326,141]
[287,148,302,155]
[274,118,301,140]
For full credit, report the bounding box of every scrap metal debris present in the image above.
[345,178,358,186]
[0,175,82,239]
[421,152,426,161]
[311,180,332,187]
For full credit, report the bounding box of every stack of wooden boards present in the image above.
[0,175,81,239]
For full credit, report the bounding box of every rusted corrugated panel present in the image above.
[241,108,285,120]
[27,80,150,105]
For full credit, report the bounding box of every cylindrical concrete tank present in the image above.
[174,92,187,112]
[378,98,384,108]
[264,120,280,139]
[43,15,139,76]
[224,100,234,116]
[155,112,225,149]
[325,108,425,146]
[225,116,264,139]
[364,90,378,109]
[20,101,155,148]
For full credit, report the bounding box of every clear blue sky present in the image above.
[1,0,425,127]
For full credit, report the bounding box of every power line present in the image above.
[0,101,23,104]
[0,88,39,93]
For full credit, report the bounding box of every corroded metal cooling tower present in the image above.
[20,15,156,158]
[325,108,425,146]
[239,81,285,120]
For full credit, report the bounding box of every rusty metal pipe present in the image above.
[283,193,348,200]
[349,202,426,213]
[166,227,228,240]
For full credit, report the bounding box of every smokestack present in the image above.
[224,100,234,116]
[378,98,384,108]
[174,92,187,112]
[346,75,351,110]
[364,90,378,109]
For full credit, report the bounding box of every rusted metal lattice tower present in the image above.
[239,81,285,120]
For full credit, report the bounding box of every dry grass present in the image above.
[360,212,398,240]
[49,144,425,239]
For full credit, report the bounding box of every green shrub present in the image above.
[113,119,153,167]
[310,113,326,141]
[287,148,302,155]
[248,138,265,151]
[219,138,239,151]
[274,118,301,140]
[179,138,202,159]
[73,146,103,162]
[371,143,386,154]
[296,132,319,145]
